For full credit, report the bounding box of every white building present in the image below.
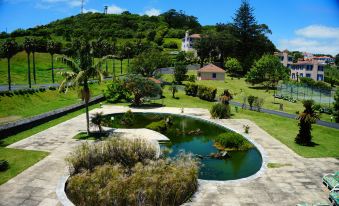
[181,31,201,52]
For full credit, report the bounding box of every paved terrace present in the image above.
[0,106,338,206]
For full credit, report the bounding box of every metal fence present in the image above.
[277,83,335,106]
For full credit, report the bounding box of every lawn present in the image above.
[117,86,339,158]
[0,148,48,185]
[0,83,106,124]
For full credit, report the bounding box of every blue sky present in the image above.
[0,0,339,55]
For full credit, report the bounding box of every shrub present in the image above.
[39,87,46,92]
[243,125,250,134]
[210,103,231,119]
[67,153,198,206]
[146,120,167,133]
[49,86,57,91]
[254,97,264,112]
[197,85,217,101]
[120,110,134,126]
[248,95,256,110]
[187,75,196,82]
[214,132,253,150]
[66,138,157,174]
[90,112,105,133]
[104,81,131,103]
[185,82,198,96]
[163,41,178,49]
[0,160,9,171]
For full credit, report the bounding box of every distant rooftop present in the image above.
[198,64,225,73]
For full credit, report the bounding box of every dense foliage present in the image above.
[185,83,198,96]
[299,77,332,90]
[333,89,339,123]
[174,62,188,84]
[197,85,217,102]
[246,55,289,90]
[66,138,199,206]
[295,100,319,145]
[210,103,231,119]
[104,81,131,103]
[224,57,242,76]
[214,131,253,150]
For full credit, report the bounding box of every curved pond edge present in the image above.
[56,110,269,205]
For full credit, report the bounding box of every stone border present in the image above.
[56,110,268,205]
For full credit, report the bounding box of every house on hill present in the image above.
[197,64,225,81]
[181,31,201,53]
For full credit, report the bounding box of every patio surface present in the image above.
[0,105,338,206]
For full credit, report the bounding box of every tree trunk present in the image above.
[120,59,123,74]
[84,80,90,135]
[51,54,55,84]
[27,53,31,88]
[33,52,36,84]
[105,60,108,73]
[112,59,116,81]
[7,58,11,91]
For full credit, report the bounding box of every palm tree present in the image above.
[24,37,33,88]
[31,38,37,84]
[47,40,60,84]
[295,100,319,145]
[58,40,112,134]
[1,39,19,91]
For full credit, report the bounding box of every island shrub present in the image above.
[197,85,217,101]
[120,110,135,126]
[214,132,253,150]
[146,120,167,133]
[185,83,198,96]
[210,103,231,119]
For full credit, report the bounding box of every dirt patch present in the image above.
[0,116,22,125]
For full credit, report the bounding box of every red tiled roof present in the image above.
[148,77,161,84]
[189,34,201,38]
[198,64,225,73]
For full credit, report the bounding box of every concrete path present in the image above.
[0,106,338,206]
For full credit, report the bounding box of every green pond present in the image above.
[104,112,262,181]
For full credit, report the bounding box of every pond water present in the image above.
[104,112,262,181]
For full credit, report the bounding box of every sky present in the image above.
[0,0,339,55]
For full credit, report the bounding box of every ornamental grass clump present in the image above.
[214,131,253,151]
[66,138,199,206]
[66,138,157,174]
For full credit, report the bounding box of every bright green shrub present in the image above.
[104,81,131,103]
[215,132,253,150]
[185,83,198,96]
[146,120,167,132]
[210,103,231,119]
[197,85,217,101]
[120,110,134,126]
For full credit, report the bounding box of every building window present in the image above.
[318,66,324,71]
[292,73,295,79]
[288,57,293,62]
[300,73,303,77]
[212,73,216,78]
[306,73,311,78]
[306,65,313,71]
[317,74,323,81]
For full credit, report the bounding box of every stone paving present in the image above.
[0,105,338,206]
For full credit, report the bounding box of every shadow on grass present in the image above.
[73,132,110,141]
[248,86,276,91]
[129,103,164,109]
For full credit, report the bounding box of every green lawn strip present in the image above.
[267,163,292,168]
[233,109,339,158]
[73,132,108,141]
[0,83,106,122]
[0,104,100,146]
[0,147,48,185]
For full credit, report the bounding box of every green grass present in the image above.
[0,104,100,146]
[0,147,48,185]
[117,87,339,158]
[0,83,106,124]
[267,163,292,168]
[73,132,107,141]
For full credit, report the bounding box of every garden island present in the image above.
[0,0,339,205]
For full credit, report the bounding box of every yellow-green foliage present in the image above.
[215,131,253,150]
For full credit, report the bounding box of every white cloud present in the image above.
[106,5,126,14]
[144,8,161,16]
[278,25,339,55]
[296,25,339,39]
[83,8,99,13]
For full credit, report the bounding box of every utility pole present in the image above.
[81,0,84,14]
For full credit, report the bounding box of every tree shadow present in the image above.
[248,86,276,91]
[128,103,164,109]
[298,141,320,147]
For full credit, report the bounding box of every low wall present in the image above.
[0,95,105,138]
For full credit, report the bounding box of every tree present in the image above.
[173,62,188,84]
[47,40,61,83]
[58,40,110,134]
[335,53,339,66]
[123,74,162,106]
[1,39,19,91]
[333,89,339,123]
[225,57,242,76]
[169,82,178,98]
[324,65,339,87]
[291,51,303,63]
[195,34,213,68]
[131,49,171,77]
[295,100,319,145]
[24,37,34,88]
[246,55,289,90]
[91,112,105,133]
[31,38,37,84]
[232,0,274,74]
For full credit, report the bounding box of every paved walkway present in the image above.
[0,106,338,206]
